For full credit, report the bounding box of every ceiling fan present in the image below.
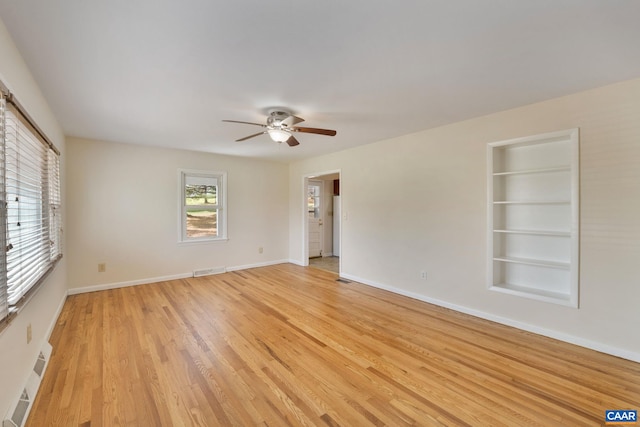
[223,109,337,147]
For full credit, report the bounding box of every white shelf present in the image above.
[493,200,570,205]
[493,229,570,237]
[493,166,570,176]
[493,256,570,270]
[490,283,572,305]
[487,128,579,307]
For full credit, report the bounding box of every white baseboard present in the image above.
[226,259,289,272]
[44,292,68,341]
[68,259,290,296]
[339,272,640,363]
[288,258,306,267]
[68,273,193,295]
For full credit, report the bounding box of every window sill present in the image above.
[177,237,229,246]
[0,311,18,336]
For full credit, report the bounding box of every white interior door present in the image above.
[308,181,323,258]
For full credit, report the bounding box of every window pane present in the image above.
[185,184,217,206]
[308,183,320,218]
[186,209,217,238]
[185,175,217,206]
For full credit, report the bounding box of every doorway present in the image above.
[304,171,341,274]
[307,180,323,258]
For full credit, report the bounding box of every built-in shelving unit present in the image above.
[487,129,579,307]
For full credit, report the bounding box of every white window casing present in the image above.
[178,169,227,244]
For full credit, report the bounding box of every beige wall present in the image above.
[289,78,640,360]
[66,138,289,289]
[0,18,67,416]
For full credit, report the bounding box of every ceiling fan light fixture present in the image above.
[268,129,291,143]
[223,110,336,146]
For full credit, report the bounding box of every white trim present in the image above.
[225,259,289,272]
[339,272,640,363]
[44,292,68,341]
[67,260,290,295]
[193,266,226,277]
[177,168,228,243]
[177,237,229,247]
[302,176,310,265]
[288,258,306,267]
[68,273,193,295]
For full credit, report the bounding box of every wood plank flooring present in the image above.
[27,264,640,426]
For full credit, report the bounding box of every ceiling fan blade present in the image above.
[283,115,305,126]
[236,131,266,142]
[286,135,300,147]
[291,126,337,136]
[222,120,266,128]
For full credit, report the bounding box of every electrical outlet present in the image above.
[258,247,263,254]
[98,263,106,273]
[27,323,32,344]
[420,271,427,280]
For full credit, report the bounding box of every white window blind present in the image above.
[0,93,61,322]
[48,150,62,260]
[0,97,7,321]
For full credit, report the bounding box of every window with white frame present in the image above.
[179,170,227,242]
[0,90,62,323]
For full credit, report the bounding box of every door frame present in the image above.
[302,169,341,269]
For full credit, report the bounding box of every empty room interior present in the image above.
[1,2,639,426]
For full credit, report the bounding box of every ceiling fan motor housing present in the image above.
[267,110,291,128]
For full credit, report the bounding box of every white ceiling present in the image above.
[1,1,640,162]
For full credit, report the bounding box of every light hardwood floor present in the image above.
[27,264,639,426]
[308,256,339,273]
